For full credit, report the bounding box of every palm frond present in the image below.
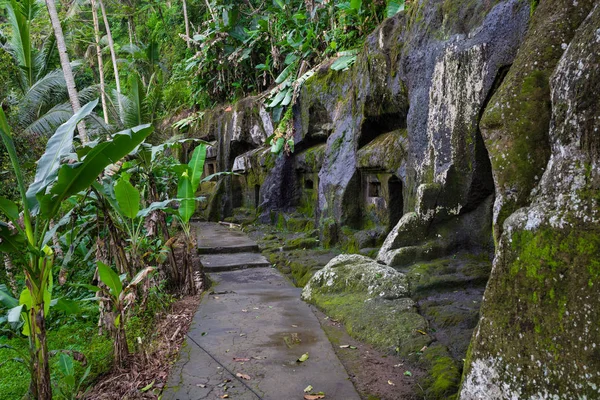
[23,102,72,137]
[65,0,90,19]
[34,33,57,82]
[17,69,68,129]
[123,73,146,128]
[3,0,42,92]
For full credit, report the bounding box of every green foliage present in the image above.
[184,0,386,107]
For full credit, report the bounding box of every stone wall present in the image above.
[186,0,600,397]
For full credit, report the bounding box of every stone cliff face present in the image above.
[461,2,600,398]
[186,0,600,398]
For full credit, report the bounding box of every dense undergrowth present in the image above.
[0,0,405,398]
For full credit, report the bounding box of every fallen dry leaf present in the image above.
[304,394,325,400]
[388,380,395,386]
[420,345,428,352]
[233,357,250,362]
[416,330,427,335]
[236,373,251,380]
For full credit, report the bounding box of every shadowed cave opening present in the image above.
[388,176,404,230]
[358,112,407,149]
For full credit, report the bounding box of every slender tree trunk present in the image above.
[24,254,52,400]
[182,0,191,48]
[90,0,109,124]
[44,0,89,143]
[98,0,123,121]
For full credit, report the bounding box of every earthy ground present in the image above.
[84,295,201,399]
[313,307,426,400]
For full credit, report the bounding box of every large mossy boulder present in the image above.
[461,3,600,399]
[302,254,430,354]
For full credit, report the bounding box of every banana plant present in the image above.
[174,143,207,295]
[0,98,153,399]
[84,261,155,368]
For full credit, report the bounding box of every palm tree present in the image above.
[98,0,124,119]
[90,0,109,124]
[44,0,89,143]
[183,0,191,48]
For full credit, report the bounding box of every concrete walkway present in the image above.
[163,224,359,400]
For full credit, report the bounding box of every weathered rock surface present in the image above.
[186,0,600,398]
[461,3,600,399]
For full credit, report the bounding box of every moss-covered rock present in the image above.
[461,5,600,398]
[302,255,431,354]
[479,0,597,240]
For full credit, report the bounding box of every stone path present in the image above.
[163,223,359,400]
[196,222,271,272]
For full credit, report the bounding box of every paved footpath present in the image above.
[163,223,359,400]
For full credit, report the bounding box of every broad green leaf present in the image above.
[0,222,26,253]
[0,284,18,309]
[97,261,122,298]
[281,89,293,106]
[114,178,141,219]
[268,90,287,108]
[275,63,295,84]
[19,288,32,309]
[38,124,153,219]
[52,298,81,315]
[0,106,33,244]
[386,1,405,17]
[271,137,285,154]
[177,173,195,223]
[0,197,18,221]
[115,313,121,327]
[7,305,23,324]
[137,199,176,218]
[350,0,362,12]
[188,144,207,192]
[201,171,238,182]
[26,100,98,211]
[297,352,309,362]
[331,55,357,71]
[58,354,74,381]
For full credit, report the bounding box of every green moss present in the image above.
[310,292,430,354]
[462,221,600,396]
[420,344,461,399]
[284,237,320,251]
[0,320,112,399]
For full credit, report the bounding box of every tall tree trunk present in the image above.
[98,0,123,121]
[44,0,89,144]
[183,0,191,48]
[90,0,109,124]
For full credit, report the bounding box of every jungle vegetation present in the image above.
[0,0,404,398]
